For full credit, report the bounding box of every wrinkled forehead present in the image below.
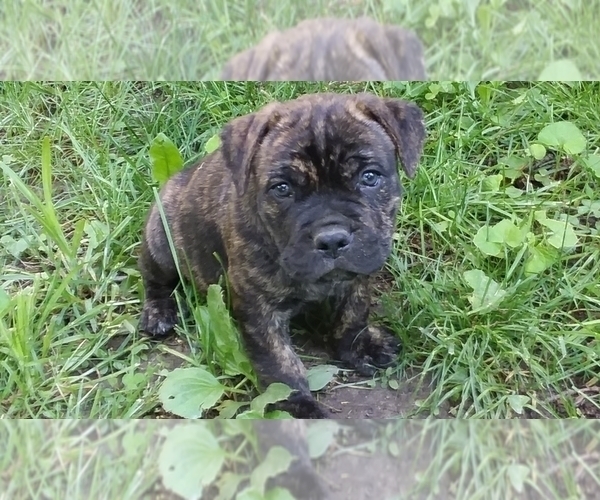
[258,97,396,182]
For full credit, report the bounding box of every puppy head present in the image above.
[346,17,427,80]
[220,93,425,282]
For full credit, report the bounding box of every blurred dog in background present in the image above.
[220,17,426,80]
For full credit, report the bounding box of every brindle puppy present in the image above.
[139,92,425,418]
[220,17,426,80]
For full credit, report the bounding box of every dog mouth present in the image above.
[280,242,391,283]
[285,261,376,284]
[314,268,358,283]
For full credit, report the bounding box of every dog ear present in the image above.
[220,32,282,80]
[220,105,280,195]
[356,94,426,179]
[383,26,427,80]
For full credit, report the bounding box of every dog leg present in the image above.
[331,276,400,375]
[138,237,180,337]
[233,297,330,418]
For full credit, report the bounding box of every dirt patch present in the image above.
[519,374,600,419]
[321,451,419,500]
[296,340,446,419]
[547,379,600,419]
[318,448,452,500]
[321,378,441,419]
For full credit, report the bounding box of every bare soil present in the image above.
[318,449,448,500]
[299,340,448,419]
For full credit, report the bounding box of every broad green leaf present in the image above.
[432,220,449,233]
[149,133,184,185]
[306,364,339,391]
[216,400,248,419]
[482,174,502,192]
[463,269,507,312]
[473,226,503,257]
[236,410,264,419]
[489,219,527,248]
[537,121,586,155]
[307,421,340,459]
[425,83,441,99]
[265,488,297,500]
[122,371,146,391]
[543,221,578,249]
[237,406,294,420]
[533,170,552,187]
[534,211,579,249]
[524,244,557,275]
[498,155,528,171]
[159,425,226,500]
[236,487,265,500]
[264,410,294,419]
[529,143,546,160]
[250,446,295,495]
[205,285,255,381]
[538,59,582,81]
[250,383,293,415]
[0,235,29,258]
[504,186,523,198]
[158,367,226,418]
[204,134,221,154]
[507,464,530,494]
[582,154,600,178]
[578,200,600,217]
[507,395,529,415]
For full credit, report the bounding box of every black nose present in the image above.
[314,227,352,258]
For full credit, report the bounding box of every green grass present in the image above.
[0,420,162,499]
[1,81,599,420]
[1,420,598,499]
[388,419,600,499]
[0,0,598,79]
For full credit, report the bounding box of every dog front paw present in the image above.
[269,393,331,419]
[336,325,400,376]
[139,298,178,337]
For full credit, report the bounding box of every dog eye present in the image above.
[360,170,381,187]
[271,182,292,198]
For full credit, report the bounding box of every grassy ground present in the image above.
[2,420,599,500]
[1,81,599,420]
[0,0,598,80]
